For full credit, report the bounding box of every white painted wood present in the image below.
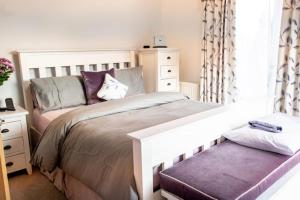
[128,97,274,199]
[160,65,177,79]
[96,64,103,72]
[39,67,47,78]
[183,150,193,160]
[180,82,199,100]
[139,48,180,93]
[55,66,63,77]
[18,49,137,132]
[70,65,77,75]
[132,140,154,200]
[158,52,179,66]
[5,154,26,174]
[3,138,24,156]
[119,62,125,69]
[108,63,114,69]
[162,159,173,170]
[83,64,90,71]
[0,120,22,140]
[159,79,177,92]
[130,51,136,68]
[0,106,31,175]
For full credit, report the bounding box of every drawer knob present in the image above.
[1,129,9,134]
[4,145,12,151]
[6,162,13,167]
[167,83,171,86]
[167,56,171,60]
[167,69,172,73]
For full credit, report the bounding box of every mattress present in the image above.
[160,140,300,200]
[32,106,83,134]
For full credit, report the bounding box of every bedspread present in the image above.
[31,92,220,199]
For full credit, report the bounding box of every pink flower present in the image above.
[0,58,14,71]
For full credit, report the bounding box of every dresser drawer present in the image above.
[5,154,26,174]
[1,120,22,140]
[158,52,179,66]
[160,65,178,79]
[3,138,24,156]
[159,79,178,92]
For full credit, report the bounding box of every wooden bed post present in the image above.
[0,129,10,200]
[132,139,153,200]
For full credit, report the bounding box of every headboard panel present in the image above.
[18,49,136,130]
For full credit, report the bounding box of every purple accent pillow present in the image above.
[81,69,115,105]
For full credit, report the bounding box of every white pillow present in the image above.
[97,73,128,100]
[222,113,300,155]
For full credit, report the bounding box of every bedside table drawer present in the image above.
[1,121,22,140]
[3,138,24,156]
[160,65,178,79]
[5,154,26,174]
[158,52,179,66]
[159,78,178,92]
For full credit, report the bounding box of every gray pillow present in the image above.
[31,76,86,112]
[115,67,145,96]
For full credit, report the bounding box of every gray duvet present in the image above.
[32,92,220,200]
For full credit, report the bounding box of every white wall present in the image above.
[0,0,282,106]
[160,0,203,83]
[0,0,161,105]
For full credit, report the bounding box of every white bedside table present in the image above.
[0,106,32,175]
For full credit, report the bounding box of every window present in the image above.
[236,0,282,100]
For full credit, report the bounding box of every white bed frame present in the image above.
[18,49,285,200]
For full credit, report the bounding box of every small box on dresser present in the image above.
[0,106,32,175]
[138,48,180,93]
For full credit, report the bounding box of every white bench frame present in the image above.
[18,49,274,199]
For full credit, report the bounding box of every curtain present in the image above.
[275,0,300,116]
[200,0,237,104]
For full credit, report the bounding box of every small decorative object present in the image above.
[97,73,128,100]
[153,35,167,48]
[0,58,14,86]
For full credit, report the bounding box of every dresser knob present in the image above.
[167,83,171,86]
[1,129,9,134]
[4,145,12,151]
[167,56,171,60]
[6,162,13,167]
[167,69,172,73]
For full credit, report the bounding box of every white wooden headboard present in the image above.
[18,49,136,128]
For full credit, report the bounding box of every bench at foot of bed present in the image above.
[159,140,300,200]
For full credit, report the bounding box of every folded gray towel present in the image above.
[248,121,282,133]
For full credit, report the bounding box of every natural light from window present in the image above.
[236,0,282,101]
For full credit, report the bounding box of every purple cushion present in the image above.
[160,140,300,200]
[81,69,115,105]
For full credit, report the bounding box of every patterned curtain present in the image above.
[275,0,300,116]
[200,0,237,104]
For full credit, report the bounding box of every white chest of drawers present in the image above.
[138,48,180,93]
[0,106,32,175]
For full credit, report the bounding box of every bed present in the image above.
[18,49,273,199]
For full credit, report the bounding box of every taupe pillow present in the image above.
[115,67,145,96]
[31,76,86,112]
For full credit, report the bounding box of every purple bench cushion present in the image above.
[160,141,300,200]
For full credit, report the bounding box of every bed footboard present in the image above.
[128,97,273,200]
